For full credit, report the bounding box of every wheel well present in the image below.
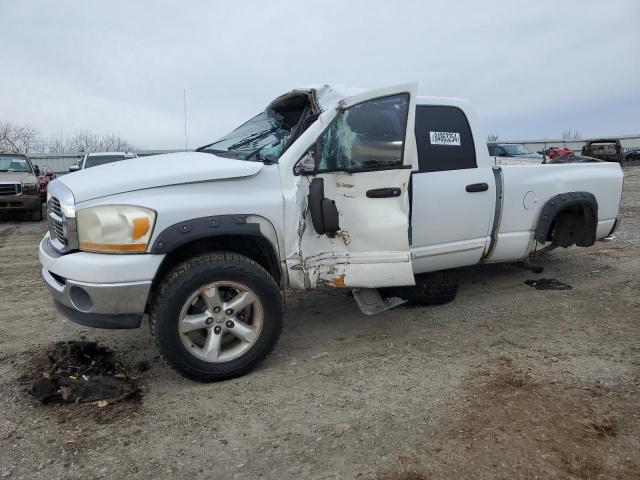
[150,235,282,302]
[545,204,597,247]
[535,192,598,248]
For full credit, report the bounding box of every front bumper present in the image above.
[42,268,150,328]
[0,194,40,211]
[39,234,164,329]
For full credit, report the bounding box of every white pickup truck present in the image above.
[40,83,623,381]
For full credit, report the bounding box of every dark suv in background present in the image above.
[0,153,43,221]
[581,139,623,162]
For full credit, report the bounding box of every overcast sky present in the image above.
[1,0,638,149]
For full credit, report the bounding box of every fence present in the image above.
[497,134,640,154]
[28,134,640,173]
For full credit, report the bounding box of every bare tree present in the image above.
[0,121,42,153]
[561,129,582,140]
[42,133,69,154]
[99,133,137,152]
[42,130,138,154]
[487,134,499,142]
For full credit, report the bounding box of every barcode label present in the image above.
[429,131,461,146]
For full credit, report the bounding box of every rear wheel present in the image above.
[382,271,458,306]
[150,252,283,381]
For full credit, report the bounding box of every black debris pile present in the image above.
[524,278,573,291]
[30,341,140,406]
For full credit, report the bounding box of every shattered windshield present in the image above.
[198,111,292,162]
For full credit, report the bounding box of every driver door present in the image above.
[291,84,417,289]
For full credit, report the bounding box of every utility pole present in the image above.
[183,89,188,151]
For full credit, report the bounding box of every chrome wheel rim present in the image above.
[178,281,263,363]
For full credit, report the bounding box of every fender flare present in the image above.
[150,214,267,254]
[535,192,598,245]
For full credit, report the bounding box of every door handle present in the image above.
[465,182,489,193]
[366,187,401,198]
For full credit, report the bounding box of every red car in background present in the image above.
[37,166,55,202]
[542,147,574,159]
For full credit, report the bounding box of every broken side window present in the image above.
[317,93,409,172]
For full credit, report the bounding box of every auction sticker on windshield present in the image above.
[429,131,461,146]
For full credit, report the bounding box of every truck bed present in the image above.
[485,162,623,262]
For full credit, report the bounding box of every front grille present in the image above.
[0,183,21,196]
[50,197,62,216]
[48,196,68,246]
[46,181,77,253]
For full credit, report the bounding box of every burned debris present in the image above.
[30,341,141,406]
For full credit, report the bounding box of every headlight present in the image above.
[22,182,37,194]
[77,205,156,253]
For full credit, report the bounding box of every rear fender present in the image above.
[535,192,598,247]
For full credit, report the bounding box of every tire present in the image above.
[382,271,458,306]
[31,206,43,222]
[150,252,283,382]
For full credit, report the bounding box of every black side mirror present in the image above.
[308,177,340,236]
[34,165,41,176]
[294,151,316,175]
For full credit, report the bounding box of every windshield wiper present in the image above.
[226,130,274,151]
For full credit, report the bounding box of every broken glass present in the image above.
[317,94,409,172]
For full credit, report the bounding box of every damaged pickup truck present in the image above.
[39,83,623,381]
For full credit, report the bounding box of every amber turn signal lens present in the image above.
[131,217,150,240]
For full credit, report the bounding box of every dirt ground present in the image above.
[0,165,638,480]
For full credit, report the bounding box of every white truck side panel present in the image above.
[487,162,623,262]
[75,166,287,264]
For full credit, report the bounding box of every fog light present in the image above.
[69,286,93,312]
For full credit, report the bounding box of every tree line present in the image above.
[0,120,137,154]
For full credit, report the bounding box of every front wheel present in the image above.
[150,252,283,381]
[31,206,43,222]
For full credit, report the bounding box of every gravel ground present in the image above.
[0,165,639,479]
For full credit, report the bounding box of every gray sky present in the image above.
[1,0,638,149]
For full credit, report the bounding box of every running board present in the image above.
[351,288,406,316]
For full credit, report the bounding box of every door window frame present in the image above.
[293,93,413,176]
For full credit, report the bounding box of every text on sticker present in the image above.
[430,131,461,146]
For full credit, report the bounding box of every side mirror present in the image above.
[308,177,340,236]
[34,165,41,176]
[69,164,80,172]
[294,152,316,175]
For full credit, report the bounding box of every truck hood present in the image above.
[0,171,36,183]
[59,152,263,203]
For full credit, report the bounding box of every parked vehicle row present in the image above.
[39,83,623,382]
[489,139,635,165]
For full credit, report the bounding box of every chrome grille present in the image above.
[46,180,78,253]
[0,183,21,196]
[50,197,62,216]
[48,196,68,246]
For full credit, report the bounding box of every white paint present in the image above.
[523,191,538,210]
[58,151,263,203]
[39,83,625,299]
